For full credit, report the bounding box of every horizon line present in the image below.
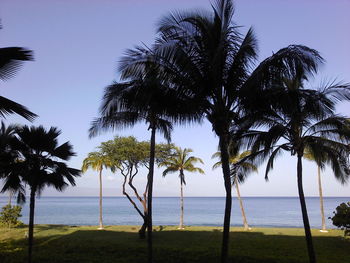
[1,195,348,198]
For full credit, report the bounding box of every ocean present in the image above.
[0,196,348,228]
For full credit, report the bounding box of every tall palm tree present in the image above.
[118,1,323,261]
[159,147,204,229]
[0,23,36,121]
[212,150,257,230]
[0,125,80,263]
[241,65,350,262]
[89,62,196,263]
[82,151,114,230]
[304,148,328,232]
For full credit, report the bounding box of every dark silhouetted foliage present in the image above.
[330,202,350,236]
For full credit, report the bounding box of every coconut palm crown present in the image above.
[160,147,204,185]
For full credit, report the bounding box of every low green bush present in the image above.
[329,202,350,236]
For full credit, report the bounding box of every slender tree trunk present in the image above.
[297,155,316,263]
[98,168,103,229]
[317,165,326,231]
[121,174,146,239]
[28,187,36,263]
[235,176,249,230]
[139,218,147,239]
[147,126,156,263]
[219,133,232,263]
[139,200,148,239]
[179,176,184,229]
[8,190,12,206]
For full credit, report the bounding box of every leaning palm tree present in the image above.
[241,64,350,263]
[119,1,324,261]
[0,125,80,263]
[159,147,204,229]
[82,151,114,229]
[0,23,36,121]
[304,148,328,232]
[212,150,257,230]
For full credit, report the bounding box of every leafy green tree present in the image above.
[0,23,36,121]
[0,204,22,228]
[241,61,350,262]
[213,150,257,230]
[100,136,153,238]
[0,126,80,263]
[82,151,115,230]
[330,202,350,236]
[159,147,204,229]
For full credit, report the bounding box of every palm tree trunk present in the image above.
[98,168,103,229]
[235,176,249,230]
[179,176,184,229]
[147,125,156,263]
[219,133,232,263]
[28,187,36,263]
[317,165,326,231]
[297,155,316,263]
[8,190,12,206]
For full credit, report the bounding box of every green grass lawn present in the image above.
[0,225,349,263]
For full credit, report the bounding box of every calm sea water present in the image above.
[0,196,348,228]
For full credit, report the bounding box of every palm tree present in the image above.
[0,23,36,121]
[159,147,204,229]
[118,1,324,261]
[82,151,114,230]
[213,150,257,230]
[89,62,195,263]
[304,148,328,232]
[0,125,80,263]
[241,66,350,262]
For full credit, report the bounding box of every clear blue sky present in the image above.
[1,0,349,197]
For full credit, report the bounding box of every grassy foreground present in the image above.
[0,225,349,263]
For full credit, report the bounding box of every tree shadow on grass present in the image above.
[0,228,349,263]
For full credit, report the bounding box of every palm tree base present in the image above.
[97,227,104,230]
[319,229,328,233]
[177,227,185,230]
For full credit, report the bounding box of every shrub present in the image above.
[329,202,350,236]
[0,204,23,228]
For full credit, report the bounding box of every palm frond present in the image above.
[0,47,33,80]
[0,96,37,121]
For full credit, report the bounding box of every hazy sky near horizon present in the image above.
[1,0,349,197]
